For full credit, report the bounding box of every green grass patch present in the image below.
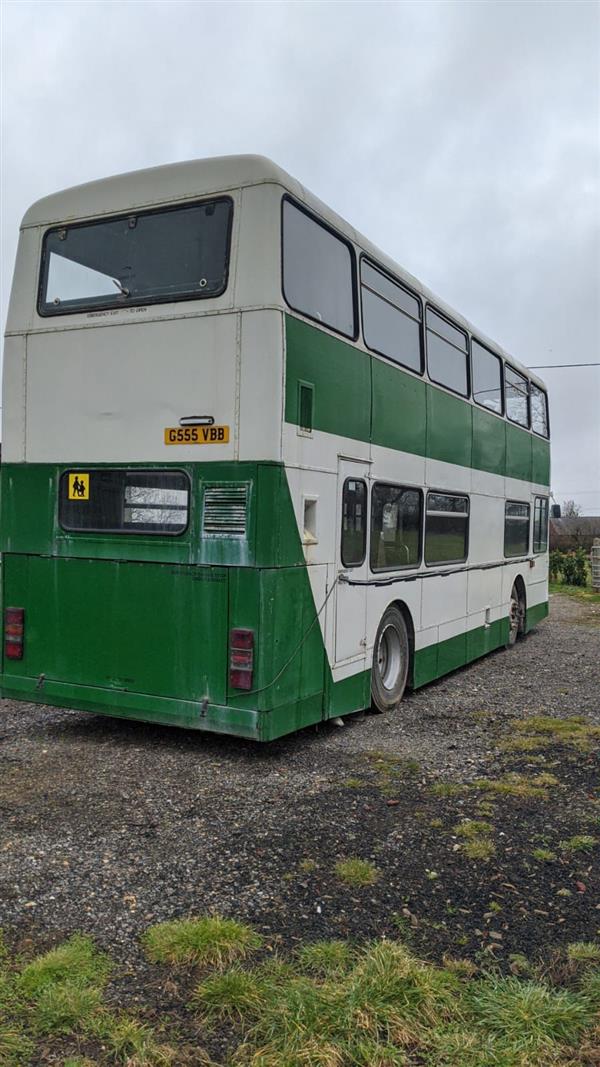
[142,915,262,967]
[429,782,468,798]
[532,848,557,863]
[550,581,600,604]
[566,942,600,963]
[296,940,356,977]
[503,715,600,754]
[559,834,598,854]
[472,773,559,800]
[334,857,380,887]
[462,838,496,861]
[298,858,317,874]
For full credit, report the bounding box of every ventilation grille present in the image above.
[203,485,248,536]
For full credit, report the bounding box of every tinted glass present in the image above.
[370,483,421,571]
[504,501,530,556]
[505,366,529,427]
[362,262,421,319]
[472,340,503,413]
[59,470,189,534]
[427,332,469,395]
[362,287,422,372]
[425,493,469,564]
[426,309,468,351]
[341,478,367,567]
[530,384,549,436]
[282,200,355,337]
[40,200,232,315]
[533,497,549,553]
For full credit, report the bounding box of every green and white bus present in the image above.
[1,156,550,741]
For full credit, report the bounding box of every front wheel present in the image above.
[371,606,410,713]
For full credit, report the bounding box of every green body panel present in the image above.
[371,358,427,457]
[285,316,370,444]
[284,314,550,485]
[525,599,549,632]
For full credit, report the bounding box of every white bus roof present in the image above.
[21,154,545,390]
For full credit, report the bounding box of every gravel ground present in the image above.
[1,592,598,976]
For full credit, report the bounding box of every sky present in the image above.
[1,0,599,513]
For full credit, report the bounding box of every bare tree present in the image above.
[562,500,582,517]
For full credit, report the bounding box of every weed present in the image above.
[462,838,496,861]
[142,915,262,967]
[532,848,557,862]
[334,857,380,887]
[472,773,559,799]
[296,941,355,976]
[342,777,366,789]
[566,942,600,963]
[192,967,266,1024]
[298,858,317,874]
[429,817,443,829]
[429,782,467,798]
[453,820,493,839]
[559,835,597,854]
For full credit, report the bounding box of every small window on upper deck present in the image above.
[361,261,422,373]
[426,309,469,396]
[282,199,356,338]
[505,365,530,428]
[530,383,549,437]
[39,199,233,316]
[472,340,503,414]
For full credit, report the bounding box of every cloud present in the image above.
[1,0,599,509]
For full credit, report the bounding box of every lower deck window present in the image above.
[370,483,422,571]
[425,492,469,564]
[504,501,530,557]
[59,470,189,534]
[533,496,549,553]
[341,478,367,566]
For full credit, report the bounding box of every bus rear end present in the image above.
[1,158,326,741]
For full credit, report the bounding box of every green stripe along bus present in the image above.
[1,156,550,741]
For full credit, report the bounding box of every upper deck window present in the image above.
[361,261,422,374]
[472,340,503,414]
[530,383,549,437]
[282,198,356,339]
[505,365,530,428]
[38,198,233,316]
[426,309,469,396]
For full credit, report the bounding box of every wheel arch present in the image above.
[386,599,416,688]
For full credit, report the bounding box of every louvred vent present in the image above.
[203,485,247,536]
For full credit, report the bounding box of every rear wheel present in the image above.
[371,606,409,713]
[506,583,525,647]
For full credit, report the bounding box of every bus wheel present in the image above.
[371,606,409,713]
[506,583,525,648]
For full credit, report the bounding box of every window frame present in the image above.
[369,480,423,573]
[37,197,234,318]
[424,490,470,567]
[503,499,531,558]
[58,468,191,537]
[471,337,505,417]
[530,382,550,439]
[340,477,368,568]
[504,363,530,429]
[425,304,471,398]
[281,194,358,342]
[533,496,549,554]
[359,255,424,376]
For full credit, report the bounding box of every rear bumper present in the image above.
[0,675,323,742]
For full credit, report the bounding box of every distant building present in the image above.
[549,516,600,552]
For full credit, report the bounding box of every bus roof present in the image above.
[21,154,546,390]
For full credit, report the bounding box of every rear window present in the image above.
[39,199,233,316]
[59,470,189,535]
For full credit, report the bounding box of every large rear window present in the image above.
[59,470,190,535]
[39,199,233,316]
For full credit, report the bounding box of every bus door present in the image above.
[334,458,370,667]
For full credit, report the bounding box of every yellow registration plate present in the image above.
[164,425,230,445]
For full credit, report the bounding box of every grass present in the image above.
[549,580,600,604]
[532,848,557,863]
[141,915,262,967]
[2,922,599,1067]
[558,834,598,854]
[502,715,600,754]
[452,820,496,861]
[472,773,559,800]
[334,857,380,887]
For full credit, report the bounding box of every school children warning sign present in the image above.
[68,473,90,500]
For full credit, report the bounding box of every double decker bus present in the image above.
[1,156,550,741]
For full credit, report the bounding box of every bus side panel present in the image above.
[1,554,229,706]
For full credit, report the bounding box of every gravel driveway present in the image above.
[1,592,598,970]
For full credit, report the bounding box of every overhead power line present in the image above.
[528,362,600,369]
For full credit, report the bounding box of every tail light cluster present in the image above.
[229,628,254,690]
[5,607,24,660]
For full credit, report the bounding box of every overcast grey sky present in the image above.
[1,0,599,511]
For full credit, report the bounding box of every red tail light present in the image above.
[229,628,254,690]
[5,607,24,660]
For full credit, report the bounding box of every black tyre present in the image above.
[371,606,410,713]
[506,583,525,648]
